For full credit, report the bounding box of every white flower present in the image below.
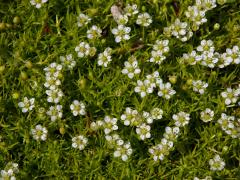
[217,53,232,68]
[121,107,143,127]
[225,45,240,64]
[70,100,86,116]
[30,0,48,8]
[31,124,48,141]
[209,155,225,171]
[87,25,102,39]
[221,88,239,105]
[90,120,104,131]
[197,39,215,53]
[77,13,91,27]
[173,111,190,127]
[200,108,214,122]
[75,42,91,58]
[157,82,176,99]
[60,54,76,70]
[149,40,169,64]
[97,47,112,67]
[103,116,118,134]
[163,126,180,141]
[192,80,208,94]
[136,123,151,140]
[134,80,149,98]
[185,6,207,27]
[201,51,219,68]
[150,108,163,120]
[113,142,133,161]
[44,62,62,78]
[196,0,217,11]
[116,14,128,25]
[1,162,19,180]
[136,13,152,27]
[142,111,154,124]
[121,55,141,79]
[145,71,160,90]
[105,133,123,148]
[124,4,139,16]
[72,135,88,150]
[46,89,64,104]
[44,76,61,90]
[46,105,63,122]
[18,97,35,113]
[181,50,202,65]
[111,25,131,43]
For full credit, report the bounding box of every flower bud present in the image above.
[25,61,33,69]
[78,78,86,90]
[0,23,6,30]
[168,75,177,84]
[20,71,28,80]
[12,92,20,99]
[0,65,5,73]
[214,23,220,30]
[13,16,21,25]
[59,127,65,135]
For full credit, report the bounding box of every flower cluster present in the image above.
[44,62,64,122]
[221,87,240,105]
[0,162,19,180]
[31,124,48,141]
[217,113,240,138]
[164,19,193,42]
[209,154,225,171]
[18,97,35,113]
[121,55,141,79]
[149,39,169,65]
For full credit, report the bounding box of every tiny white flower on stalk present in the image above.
[46,105,63,122]
[182,50,202,65]
[111,25,131,43]
[90,120,104,131]
[121,107,143,127]
[136,13,152,27]
[142,111,154,124]
[87,25,102,39]
[124,4,139,17]
[185,6,207,27]
[46,89,64,104]
[225,45,240,64]
[31,124,48,141]
[60,54,76,70]
[170,19,193,42]
[157,82,176,99]
[136,123,151,140]
[103,116,118,134]
[116,14,128,25]
[145,71,160,90]
[30,0,48,8]
[18,97,35,113]
[122,55,141,79]
[77,13,91,27]
[209,154,225,171]
[192,80,208,94]
[97,47,112,67]
[149,40,169,64]
[44,76,61,90]
[197,39,215,53]
[221,88,239,105]
[70,100,86,116]
[200,108,214,122]
[72,135,88,150]
[134,80,149,98]
[163,126,180,141]
[173,111,190,127]
[113,142,133,161]
[196,0,217,11]
[105,133,123,148]
[217,53,232,68]
[151,108,163,120]
[75,42,91,58]
[201,51,219,68]
[1,162,19,180]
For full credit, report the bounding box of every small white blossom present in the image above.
[97,47,112,67]
[197,39,215,53]
[122,56,141,79]
[209,154,225,171]
[70,100,86,116]
[77,13,91,27]
[60,54,76,70]
[72,135,88,150]
[225,45,240,64]
[111,25,131,43]
[149,40,169,64]
[150,108,163,120]
[136,123,151,140]
[87,25,102,39]
[173,111,190,127]
[124,4,139,16]
[90,120,104,131]
[44,76,61,90]
[134,80,150,98]
[46,105,63,122]
[136,13,152,27]
[103,116,118,134]
[221,88,239,105]
[163,126,180,141]
[217,53,232,68]
[181,50,202,65]
[121,107,143,127]
[200,108,214,122]
[192,80,208,94]
[30,0,48,8]
[116,14,128,25]
[201,51,219,68]
[113,142,133,161]
[46,89,64,104]
[44,62,62,78]
[105,133,123,148]
[31,124,48,141]
[157,82,176,99]
[0,162,19,180]
[196,0,217,11]
[75,42,91,58]
[185,6,207,28]
[18,97,35,113]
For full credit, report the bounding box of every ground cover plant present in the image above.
[0,0,240,179]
